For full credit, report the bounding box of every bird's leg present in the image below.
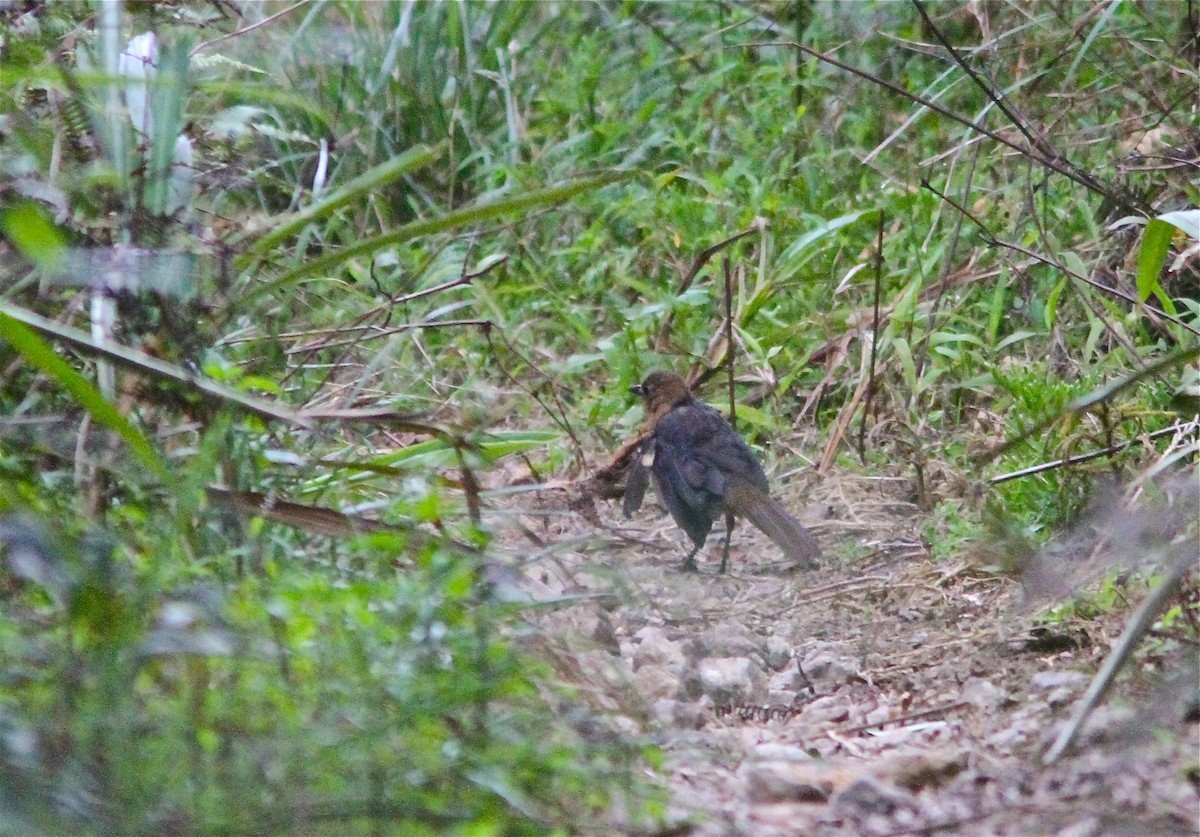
[718,513,736,574]
[681,543,701,573]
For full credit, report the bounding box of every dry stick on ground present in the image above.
[989,420,1199,484]
[836,700,970,736]
[206,486,401,538]
[818,330,876,474]
[1043,547,1197,764]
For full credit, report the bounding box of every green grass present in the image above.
[0,0,1195,831]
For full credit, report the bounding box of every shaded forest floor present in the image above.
[492,468,1199,835]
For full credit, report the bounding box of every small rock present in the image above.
[768,689,799,707]
[673,700,708,730]
[741,761,833,803]
[768,667,805,694]
[962,677,1007,710]
[1057,817,1101,837]
[1030,670,1087,691]
[831,777,918,819]
[632,664,680,703]
[803,695,850,725]
[1047,686,1076,709]
[518,565,567,600]
[609,715,640,735]
[751,743,812,762]
[986,715,1043,751]
[568,571,609,592]
[800,643,857,688]
[864,704,892,726]
[650,698,677,728]
[631,626,686,671]
[650,698,708,730]
[764,635,792,670]
[810,736,842,758]
[1041,706,1136,750]
[696,656,766,705]
[872,749,967,791]
[699,625,763,658]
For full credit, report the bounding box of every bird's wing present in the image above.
[651,405,734,505]
[686,404,770,494]
[647,436,719,545]
[649,430,716,509]
[622,440,651,517]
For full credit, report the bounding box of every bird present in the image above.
[623,370,822,573]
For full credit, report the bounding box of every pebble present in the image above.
[1030,670,1087,691]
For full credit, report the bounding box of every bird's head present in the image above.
[630,370,693,419]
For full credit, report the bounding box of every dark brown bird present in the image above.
[623,370,821,573]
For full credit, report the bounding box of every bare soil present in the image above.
[497,469,1199,836]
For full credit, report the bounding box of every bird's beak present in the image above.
[629,384,645,396]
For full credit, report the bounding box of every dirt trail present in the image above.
[502,470,1198,835]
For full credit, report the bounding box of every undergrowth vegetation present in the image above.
[0,1,1196,833]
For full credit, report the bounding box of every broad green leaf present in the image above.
[143,36,192,216]
[298,431,558,494]
[892,336,917,395]
[775,209,875,283]
[929,331,986,348]
[995,330,1039,352]
[0,310,170,483]
[240,143,444,256]
[1135,214,1192,315]
[1,301,306,427]
[244,171,630,301]
[1154,209,1199,240]
[0,202,67,270]
[1045,275,1068,329]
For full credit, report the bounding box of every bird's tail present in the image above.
[739,489,822,568]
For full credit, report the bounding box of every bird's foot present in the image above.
[680,557,699,573]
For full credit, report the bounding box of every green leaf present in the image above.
[1044,275,1068,329]
[1135,216,1186,315]
[298,431,557,494]
[1154,209,1199,240]
[0,310,170,483]
[243,171,630,301]
[994,330,1039,353]
[240,143,445,256]
[892,336,917,395]
[0,202,67,270]
[143,36,192,216]
[775,209,875,284]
